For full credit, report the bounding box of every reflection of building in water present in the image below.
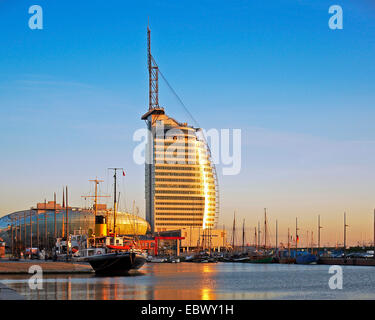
[0,201,150,248]
[201,288,213,300]
[151,264,217,300]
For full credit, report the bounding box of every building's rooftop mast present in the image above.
[142,25,164,120]
[148,26,159,110]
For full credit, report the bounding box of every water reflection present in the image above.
[201,288,213,300]
[1,263,375,300]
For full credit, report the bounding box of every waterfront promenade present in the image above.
[0,261,93,274]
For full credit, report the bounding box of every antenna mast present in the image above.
[344,212,349,257]
[275,219,278,252]
[232,211,236,250]
[264,208,267,249]
[242,219,245,253]
[296,217,299,257]
[288,228,290,258]
[258,221,261,251]
[318,215,322,257]
[147,25,159,110]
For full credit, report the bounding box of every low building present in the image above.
[156,228,227,254]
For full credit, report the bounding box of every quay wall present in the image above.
[318,257,375,266]
[0,261,93,274]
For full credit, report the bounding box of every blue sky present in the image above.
[0,0,375,245]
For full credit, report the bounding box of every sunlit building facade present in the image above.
[142,109,219,233]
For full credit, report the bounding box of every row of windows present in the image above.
[153,132,196,138]
[155,209,215,214]
[154,148,202,154]
[156,207,205,211]
[155,190,216,196]
[155,213,204,216]
[156,166,201,171]
[154,152,200,159]
[153,129,196,136]
[154,159,203,164]
[155,202,206,206]
[155,178,203,183]
[154,143,198,148]
[154,147,200,152]
[156,184,215,190]
[154,149,208,156]
[155,172,213,178]
[155,196,216,202]
[155,190,203,195]
[154,150,208,158]
[156,165,213,173]
[154,133,196,139]
[156,223,203,227]
[154,160,209,166]
[156,218,204,221]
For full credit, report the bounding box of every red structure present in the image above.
[0,238,5,258]
[104,237,185,256]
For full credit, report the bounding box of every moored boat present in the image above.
[279,257,296,264]
[296,253,317,265]
[248,255,275,263]
[232,256,251,263]
[86,250,146,275]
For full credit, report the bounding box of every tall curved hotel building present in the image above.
[142,27,219,233]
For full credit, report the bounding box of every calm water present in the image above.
[1,263,375,300]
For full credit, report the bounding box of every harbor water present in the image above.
[1,263,375,300]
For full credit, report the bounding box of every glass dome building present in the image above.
[0,202,150,249]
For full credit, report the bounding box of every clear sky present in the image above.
[0,0,375,246]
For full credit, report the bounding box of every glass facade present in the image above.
[0,207,150,248]
[143,110,219,232]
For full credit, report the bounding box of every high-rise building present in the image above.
[142,27,219,233]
